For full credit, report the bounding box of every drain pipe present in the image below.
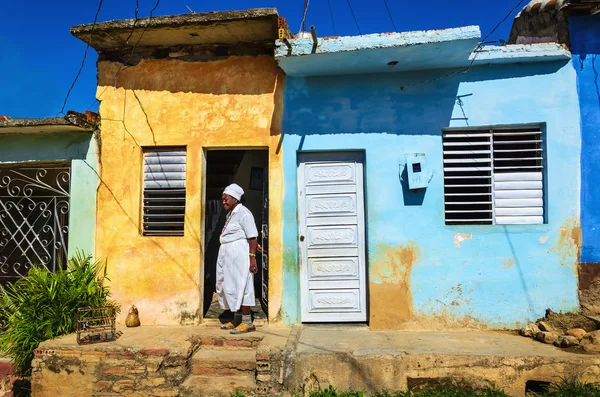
[310,25,318,53]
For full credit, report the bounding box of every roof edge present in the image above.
[471,43,571,64]
[71,8,279,39]
[275,26,481,58]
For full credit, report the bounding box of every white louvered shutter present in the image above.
[492,128,543,225]
[443,129,493,224]
[142,148,187,236]
[443,126,544,225]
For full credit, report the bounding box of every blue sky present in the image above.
[0,0,525,118]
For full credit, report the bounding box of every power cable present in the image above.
[346,0,362,34]
[400,0,526,91]
[327,0,337,35]
[58,0,104,115]
[383,0,398,32]
[299,0,310,33]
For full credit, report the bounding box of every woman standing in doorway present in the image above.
[216,183,259,334]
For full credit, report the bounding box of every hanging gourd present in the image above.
[125,305,141,327]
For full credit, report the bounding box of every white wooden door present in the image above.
[298,152,367,322]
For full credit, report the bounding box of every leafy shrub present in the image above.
[0,251,119,375]
[539,378,600,397]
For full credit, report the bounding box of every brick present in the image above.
[257,374,271,383]
[256,352,271,361]
[141,348,170,356]
[256,362,270,372]
[112,379,135,392]
[150,389,179,397]
[226,339,252,348]
[95,380,113,391]
[107,351,136,360]
[140,377,166,387]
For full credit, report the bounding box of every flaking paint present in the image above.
[370,242,419,329]
[94,56,284,325]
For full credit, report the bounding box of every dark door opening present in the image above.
[203,149,268,322]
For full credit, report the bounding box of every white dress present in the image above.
[215,204,258,312]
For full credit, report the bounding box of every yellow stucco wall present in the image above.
[95,55,284,325]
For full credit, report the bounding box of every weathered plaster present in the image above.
[275,27,481,76]
[94,56,283,325]
[280,57,581,329]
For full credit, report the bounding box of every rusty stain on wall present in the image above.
[369,241,419,330]
[552,216,582,274]
[453,233,472,248]
[94,56,284,325]
[539,236,549,244]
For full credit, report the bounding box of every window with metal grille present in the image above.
[142,148,186,236]
[443,125,544,225]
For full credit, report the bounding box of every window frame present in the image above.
[141,146,187,237]
[442,123,546,226]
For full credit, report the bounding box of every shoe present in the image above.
[220,321,236,330]
[230,322,256,334]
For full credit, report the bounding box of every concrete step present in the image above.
[191,333,264,349]
[190,348,256,375]
[181,374,256,397]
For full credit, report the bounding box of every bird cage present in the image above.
[76,306,118,345]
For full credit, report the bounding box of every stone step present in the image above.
[191,333,264,349]
[180,374,256,397]
[190,348,256,375]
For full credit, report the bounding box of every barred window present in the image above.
[443,125,544,225]
[142,148,186,236]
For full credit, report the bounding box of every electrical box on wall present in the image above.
[405,153,428,190]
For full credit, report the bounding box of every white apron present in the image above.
[215,204,257,311]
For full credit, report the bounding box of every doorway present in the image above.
[203,149,269,322]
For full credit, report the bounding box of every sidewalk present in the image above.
[29,323,600,396]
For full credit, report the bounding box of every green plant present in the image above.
[309,385,365,397]
[538,378,600,396]
[0,251,119,375]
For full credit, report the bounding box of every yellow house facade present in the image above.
[72,9,285,325]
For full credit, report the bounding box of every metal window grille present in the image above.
[142,148,186,236]
[443,126,544,225]
[0,163,71,283]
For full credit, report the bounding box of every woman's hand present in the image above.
[250,256,258,274]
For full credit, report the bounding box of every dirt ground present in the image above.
[538,308,598,332]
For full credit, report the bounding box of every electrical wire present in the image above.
[327,0,337,35]
[346,0,362,34]
[383,0,398,32]
[400,0,526,91]
[124,0,141,45]
[58,0,104,115]
[299,0,310,33]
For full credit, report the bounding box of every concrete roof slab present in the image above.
[471,43,572,65]
[276,26,481,76]
[0,118,93,135]
[71,9,279,53]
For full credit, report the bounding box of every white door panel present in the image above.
[298,152,367,322]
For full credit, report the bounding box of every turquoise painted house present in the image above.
[275,25,582,329]
[0,114,99,284]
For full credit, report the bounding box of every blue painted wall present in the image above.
[570,14,600,264]
[281,61,581,329]
[0,132,99,260]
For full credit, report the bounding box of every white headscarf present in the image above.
[223,183,244,201]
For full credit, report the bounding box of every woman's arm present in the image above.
[248,237,258,274]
